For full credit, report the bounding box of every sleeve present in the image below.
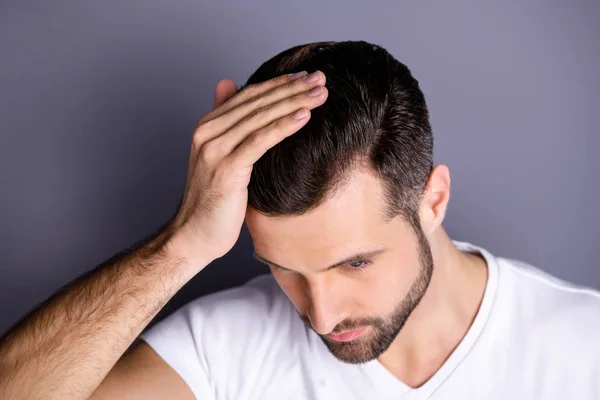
[138,274,284,400]
[139,296,216,400]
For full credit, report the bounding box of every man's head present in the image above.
[243,41,450,364]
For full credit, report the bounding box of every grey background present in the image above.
[1,0,598,335]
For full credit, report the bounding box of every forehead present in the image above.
[245,170,405,264]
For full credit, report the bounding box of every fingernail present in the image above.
[289,71,308,80]
[304,71,321,83]
[307,86,322,97]
[292,108,308,120]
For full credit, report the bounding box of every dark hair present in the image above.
[243,40,433,229]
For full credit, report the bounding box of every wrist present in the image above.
[161,227,216,278]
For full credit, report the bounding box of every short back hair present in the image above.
[243,40,434,229]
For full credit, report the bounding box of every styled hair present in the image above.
[243,40,434,228]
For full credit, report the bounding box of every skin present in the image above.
[0,68,488,397]
[0,71,330,399]
[246,165,489,387]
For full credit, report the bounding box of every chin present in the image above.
[324,341,380,364]
[321,331,383,364]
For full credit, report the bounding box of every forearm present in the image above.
[0,227,203,400]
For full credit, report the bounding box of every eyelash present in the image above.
[268,259,372,273]
[348,259,371,271]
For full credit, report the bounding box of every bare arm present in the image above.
[0,225,207,400]
[0,69,327,400]
[88,341,196,400]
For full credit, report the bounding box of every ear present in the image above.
[419,164,451,234]
[212,78,239,110]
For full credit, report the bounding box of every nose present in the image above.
[305,277,345,335]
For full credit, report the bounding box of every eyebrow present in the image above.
[252,247,389,273]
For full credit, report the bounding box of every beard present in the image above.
[300,222,434,364]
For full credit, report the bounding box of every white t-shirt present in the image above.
[140,240,600,399]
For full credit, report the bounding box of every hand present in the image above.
[166,70,328,267]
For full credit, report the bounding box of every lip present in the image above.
[326,327,367,342]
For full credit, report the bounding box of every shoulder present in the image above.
[498,256,600,316]
[144,273,297,344]
[180,273,291,324]
[496,257,600,354]
[187,273,300,347]
[139,273,303,398]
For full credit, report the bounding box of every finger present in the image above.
[218,71,326,131]
[216,71,310,116]
[200,71,309,125]
[212,79,239,110]
[197,71,326,146]
[227,107,311,168]
[213,85,328,156]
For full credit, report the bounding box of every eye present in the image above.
[348,260,371,270]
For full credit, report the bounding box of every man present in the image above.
[0,40,598,400]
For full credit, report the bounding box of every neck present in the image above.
[377,227,488,388]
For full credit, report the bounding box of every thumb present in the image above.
[212,78,239,110]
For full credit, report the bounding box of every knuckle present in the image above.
[286,92,303,105]
[197,147,212,165]
[283,80,297,91]
[277,74,292,84]
[269,117,285,130]
[195,114,211,127]
[191,134,204,150]
[204,139,221,154]
[241,83,259,97]
[192,125,214,150]
[244,91,266,105]
[198,141,221,164]
[247,106,269,121]
[194,117,216,136]
[247,130,268,150]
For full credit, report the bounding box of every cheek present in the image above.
[367,258,420,310]
[357,274,399,314]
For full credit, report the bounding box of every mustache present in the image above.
[300,314,384,334]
